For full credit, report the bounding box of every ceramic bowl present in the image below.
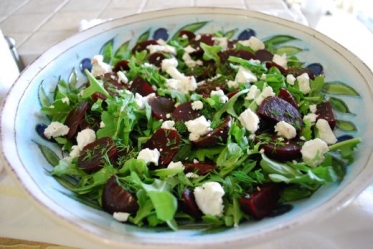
[1,7,373,249]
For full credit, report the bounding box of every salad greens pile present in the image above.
[37,24,361,231]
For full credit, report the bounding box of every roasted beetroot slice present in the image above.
[195,80,225,95]
[148,96,175,120]
[316,101,336,129]
[189,34,214,57]
[218,49,256,65]
[143,128,181,165]
[184,161,216,175]
[64,101,89,139]
[129,76,155,96]
[193,117,232,147]
[113,60,130,72]
[181,188,203,218]
[77,137,118,173]
[257,96,303,131]
[285,67,315,80]
[102,176,139,215]
[260,139,302,162]
[131,39,158,53]
[265,61,286,74]
[255,49,273,62]
[172,101,201,122]
[179,30,196,40]
[238,183,280,219]
[278,88,298,109]
[147,52,167,67]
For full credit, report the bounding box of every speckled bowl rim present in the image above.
[1,7,373,249]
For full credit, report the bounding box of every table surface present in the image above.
[1,1,373,248]
[0,0,305,68]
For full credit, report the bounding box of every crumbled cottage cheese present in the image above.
[238,108,260,133]
[194,182,225,216]
[274,121,297,139]
[301,138,329,167]
[185,115,212,141]
[43,121,69,139]
[137,148,160,166]
[76,128,96,150]
[91,54,112,77]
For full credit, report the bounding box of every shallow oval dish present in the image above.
[1,7,373,249]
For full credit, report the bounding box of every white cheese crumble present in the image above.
[213,37,229,50]
[167,161,184,170]
[117,71,129,84]
[272,53,287,68]
[235,66,257,84]
[146,43,176,55]
[69,145,81,158]
[161,58,197,94]
[91,54,112,77]
[134,92,156,109]
[286,74,296,85]
[113,212,130,222]
[238,36,265,51]
[309,104,317,113]
[191,100,203,110]
[161,120,175,130]
[245,85,260,100]
[238,108,260,133]
[137,148,160,166]
[76,128,96,150]
[255,86,275,106]
[61,97,70,104]
[210,89,229,103]
[301,138,329,167]
[297,73,311,94]
[194,182,225,216]
[315,119,337,144]
[185,116,212,141]
[274,121,297,139]
[185,172,200,178]
[44,121,70,139]
[303,113,318,124]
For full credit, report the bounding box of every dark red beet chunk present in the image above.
[255,49,273,62]
[143,128,181,165]
[181,188,202,218]
[131,39,158,53]
[193,117,232,147]
[257,96,303,131]
[64,101,89,139]
[147,52,167,67]
[148,96,175,120]
[129,76,155,96]
[195,80,225,95]
[102,176,139,215]
[316,101,336,129]
[285,67,315,80]
[265,61,286,74]
[278,88,298,109]
[239,183,280,219]
[77,137,117,173]
[260,139,302,162]
[184,161,216,175]
[113,60,130,72]
[178,30,196,40]
[188,34,214,58]
[172,101,201,122]
[218,49,256,65]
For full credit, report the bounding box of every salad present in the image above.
[37,24,361,231]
